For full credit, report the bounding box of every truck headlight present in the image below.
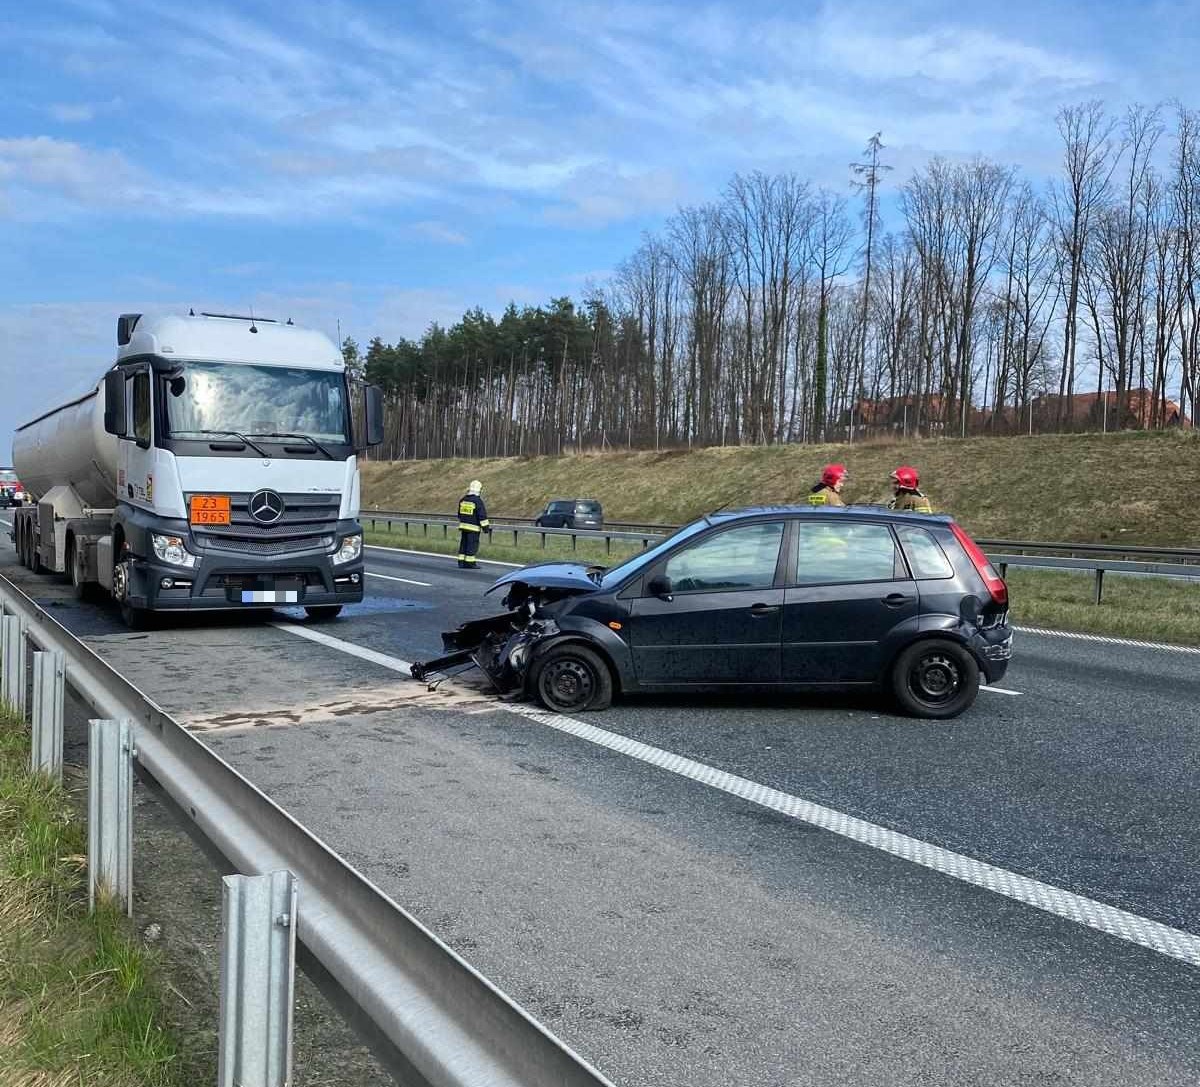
[332,534,362,565]
[152,533,198,568]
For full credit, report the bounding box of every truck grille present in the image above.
[186,492,341,558]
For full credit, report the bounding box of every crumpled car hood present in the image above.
[485,562,601,596]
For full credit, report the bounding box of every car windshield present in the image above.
[599,518,711,590]
[0,471,17,483]
[164,361,349,444]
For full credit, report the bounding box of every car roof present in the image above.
[703,505,955,526]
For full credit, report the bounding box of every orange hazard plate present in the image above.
[190,495,231,525]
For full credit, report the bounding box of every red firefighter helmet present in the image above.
[891,465,920,490]
[821,463,847,488]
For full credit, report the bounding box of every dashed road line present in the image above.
[272,621,1199,969]
[1015,626,1200,655]
[366,571,432,587]
[366,544,524,568]
[980,685,1021,696]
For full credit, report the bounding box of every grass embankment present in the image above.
[0,708,186,1087]
[362,429,1200,546]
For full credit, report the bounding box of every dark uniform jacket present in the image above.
[458,493,490,532]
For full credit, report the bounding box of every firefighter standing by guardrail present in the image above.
[457,480,491,568]
[888,466,934,513]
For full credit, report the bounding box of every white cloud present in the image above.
[48,103,97,123]
[411,221,469,246]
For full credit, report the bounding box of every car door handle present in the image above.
[749,603,780,617]
[882,593,915,608]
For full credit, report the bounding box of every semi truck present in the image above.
[9,311,384,629]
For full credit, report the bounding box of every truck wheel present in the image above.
[530,644,613,713]
[304,605,343,621]
[67,539,92,601]
[28,525,48,575]
[890,638,979,719]
[113,558,152,630]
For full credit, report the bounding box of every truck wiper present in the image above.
[193,430,270,457]
[250,432,335,460]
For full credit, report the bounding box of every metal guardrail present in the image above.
[0,572,614,1087]
[364,514,667,554]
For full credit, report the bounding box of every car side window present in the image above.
[663,522,784,593]
[794,522,903,586]
[896,526,955,579]
[132,371,151,447]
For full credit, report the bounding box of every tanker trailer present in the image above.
[11,311,384,628]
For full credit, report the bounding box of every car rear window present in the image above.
[794,522,904,585]
[575,501,601,514]
[896,526,955,580]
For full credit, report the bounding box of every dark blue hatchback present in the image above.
[414,506,1012,719]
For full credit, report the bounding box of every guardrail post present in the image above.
[998,562,1008,579]
[30,650,65,780]
[443,523,448,539]
[1,614,27,716]
[541,531,547,549]
[571,533,578,552]
[1094,568,1105,605]
[219,870,298,1087]
[88,718,134,915]
[606,536,612,555]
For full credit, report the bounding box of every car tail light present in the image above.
[950,522,1008,606]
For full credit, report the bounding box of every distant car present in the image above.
[415,506,1012,720]
[534,499,604,529]
[0,468,26,508]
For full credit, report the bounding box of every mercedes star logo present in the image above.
[249,489,285,525]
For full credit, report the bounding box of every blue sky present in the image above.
[1,0,1195,448]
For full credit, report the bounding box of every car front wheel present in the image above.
[890,638,979,719]
[530,644,613,713]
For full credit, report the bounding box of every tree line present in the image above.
[354,100,1200,461]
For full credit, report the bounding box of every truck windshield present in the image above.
[164,362,349,444]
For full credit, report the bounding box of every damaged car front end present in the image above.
[409,564,604,696]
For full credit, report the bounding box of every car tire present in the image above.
[891,638,979,719]
[530,644,613,713]
[305,605,343,621]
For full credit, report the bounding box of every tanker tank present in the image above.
[12,380,119,507]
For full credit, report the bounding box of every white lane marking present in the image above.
[1015,625,1200,656]
[273,622,1200,968]
[366,571,432,587]
[0,518,11,528]
[366,544,523,569]
[980,685,1022,696]
[272,622,415,674]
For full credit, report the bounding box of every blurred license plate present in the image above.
[227,577,303,604]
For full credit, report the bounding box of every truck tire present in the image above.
[67,538,90,601]
[304,605,343,621]
[113,557,152,630]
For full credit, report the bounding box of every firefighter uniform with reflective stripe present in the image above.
[807,486,846,507]
[457,493,490,567]
[889,490,934,514]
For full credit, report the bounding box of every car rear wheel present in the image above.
[531,644,613,713]
[891,638,979,719]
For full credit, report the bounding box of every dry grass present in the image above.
[0,708,187,1087]
[361,429,1200,546]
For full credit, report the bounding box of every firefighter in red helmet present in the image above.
[888,466,933,513]
[808,463,847,507]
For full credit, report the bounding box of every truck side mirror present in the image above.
[363,384,384,448]
[103,370,128,436]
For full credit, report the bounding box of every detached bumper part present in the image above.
[409,613,560,692]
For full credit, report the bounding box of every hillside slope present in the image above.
[361,430,1200,545]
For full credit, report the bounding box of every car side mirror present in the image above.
[363,384,385,449]
[648,575,673,601]
[103,370,128,436]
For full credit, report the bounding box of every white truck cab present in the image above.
[12,311,384,628]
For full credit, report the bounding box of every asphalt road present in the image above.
[2,527,1198,1086]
